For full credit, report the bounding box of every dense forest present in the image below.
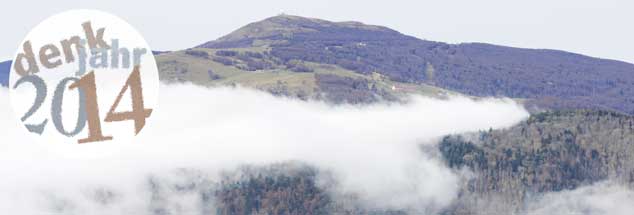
[439,110,634,214]
[143,162,407,215]
[214,163,330,215]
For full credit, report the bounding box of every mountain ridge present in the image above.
[192,14,634,114]
[205,14,633,65]
[2,15,634,114]
[198,14,400,48]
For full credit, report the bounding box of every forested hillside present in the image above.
[143,110,634,215]
[145,162,409,215]
[214,163,331,215]
[137,110,634,215]
[440,110,634,214]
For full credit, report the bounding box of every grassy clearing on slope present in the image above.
[157,48,462,102]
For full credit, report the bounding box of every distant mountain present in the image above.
[0,60,9,86]
[6,15,633,113]
[190,15,634,114]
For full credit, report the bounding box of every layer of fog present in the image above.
[524,181,634,215]
[0,84,529,214]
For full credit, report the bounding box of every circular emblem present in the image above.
[9,10,159,144]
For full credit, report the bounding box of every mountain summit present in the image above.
[189,15,634,114]
[198,14,399,48]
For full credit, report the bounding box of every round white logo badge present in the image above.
[9,10,159,144]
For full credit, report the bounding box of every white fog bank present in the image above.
[0,84,529,214]
[525,181,634,215]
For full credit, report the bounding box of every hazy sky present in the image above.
[1,0,633,63]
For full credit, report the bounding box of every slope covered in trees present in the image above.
[214,163,331,215]
[215,162,419,215]
[143,110,634,215]
[440,110,634,214]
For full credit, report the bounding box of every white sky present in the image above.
[1,0,633,63]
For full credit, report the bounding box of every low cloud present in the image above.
[524,181,634,215]
[0,84,528,214]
